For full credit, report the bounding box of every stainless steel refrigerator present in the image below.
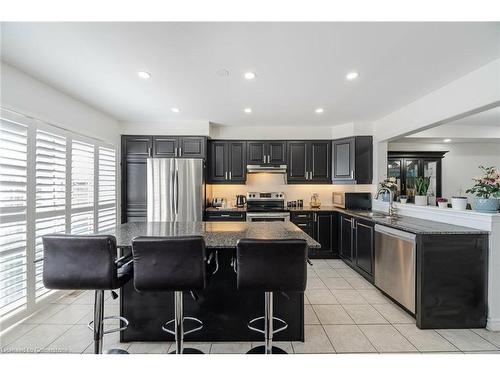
[146,158,204,222]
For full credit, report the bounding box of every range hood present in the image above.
[247,164,287,174]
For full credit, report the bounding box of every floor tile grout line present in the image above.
[425,328,465,353]
[468,328,500,350]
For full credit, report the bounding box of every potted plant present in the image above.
[414,177,430,206]
[451,193,468,211]
[466,166,500,213]
[399,195,408,204]
[379,177,398,201]
[437,197,448,209]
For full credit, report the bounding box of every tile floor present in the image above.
[1,259,500,354]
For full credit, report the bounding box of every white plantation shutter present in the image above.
[0,117,28,318]
[98,146,116,231]
[71,140,94,234]
[34,130,66,301]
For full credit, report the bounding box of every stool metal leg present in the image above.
[265,292,273,354]
[93,290,105,354]
[174,291,184,354]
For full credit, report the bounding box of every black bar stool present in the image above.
[131,236,207,354]
[236,239,308,354]
[42,234,133,354]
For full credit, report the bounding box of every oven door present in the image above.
[246,212,290,222]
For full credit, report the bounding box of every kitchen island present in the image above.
[97,221,320,342]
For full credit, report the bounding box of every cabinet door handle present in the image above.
[229,171,232,180]
[179,148,182,157]
[148,147,152,157]
[225,171,228,180]
[174,147,178,157]
[350,170,354,179]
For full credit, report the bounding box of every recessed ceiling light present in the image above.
[137,71,151,79]
[244,108,252,114]
[346,71,359,81]
[244,72,256,80]
[171,108,180,113]
[443,138,451,143]
[315,108,324,114]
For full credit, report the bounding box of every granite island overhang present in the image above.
[97,221,320,342]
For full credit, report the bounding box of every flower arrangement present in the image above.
[466,166,500,199]
[380,177,398,191]
[436,197,448,203]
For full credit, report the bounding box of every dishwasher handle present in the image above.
[374,224,416,242]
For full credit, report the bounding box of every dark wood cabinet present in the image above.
[287,141,331,184]
[338,213,374,280]
[332,136,372,184]
[208,140,246,184]
[204,211,246,221]
[354,218,374,279]
[339,214,354,262]
[247,141,286,165]
[291,211,338,258]
[121,136,153,223]
[388,151,446,202]
[153,136,206,158]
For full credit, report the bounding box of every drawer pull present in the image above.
[296,214,309,218]
[297,223,308,227]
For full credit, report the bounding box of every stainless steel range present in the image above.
[246,192,290,222]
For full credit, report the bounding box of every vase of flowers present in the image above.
[379,177,398,201]
[466,166,500,213]
[414,177,430,206]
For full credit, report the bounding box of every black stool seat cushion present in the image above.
[236,239,307,292]
[42,234,130,290]
[132,236,206,292]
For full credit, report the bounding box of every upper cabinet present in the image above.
[153,136,206,158]
[332,136,373,184]
[208,140,246,184]
[287,140,332,184]
[247,141,286,165]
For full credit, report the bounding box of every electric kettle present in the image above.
[236,195,247,208]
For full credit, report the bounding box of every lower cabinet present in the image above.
[339,213,374,281]
[291,211,338,259]
[204,211,246,221]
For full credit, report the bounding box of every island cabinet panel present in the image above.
[208,140,246,183]
[332,136,372,184]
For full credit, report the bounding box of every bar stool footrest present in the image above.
[162,316,203,336]
[247,316,288,335]
[87,316,129,334]
[168,348,204,354]
[106,348,129,354]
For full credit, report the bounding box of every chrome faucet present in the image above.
[376,187,397,217]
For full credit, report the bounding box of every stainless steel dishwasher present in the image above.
[374,224,416,313]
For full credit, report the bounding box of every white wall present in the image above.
[389,141,500,203]
[1,62,120,145]
[120,121,210,136]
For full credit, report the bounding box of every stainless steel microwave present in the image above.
[332,192,372,210]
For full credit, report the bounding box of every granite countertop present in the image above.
[97,221,321,248]
[335,208,488,235]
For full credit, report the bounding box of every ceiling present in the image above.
[1,22,499,127]
[396,105,500,143]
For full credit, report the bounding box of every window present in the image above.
[71,140,94,234]
[98,146,116,231]
[35,129,66,301]
[0,116,28,319]
[0,108,117,327]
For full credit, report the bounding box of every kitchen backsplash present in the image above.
[207,173,375,207]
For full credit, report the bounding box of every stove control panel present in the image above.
[247,192,285,200]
